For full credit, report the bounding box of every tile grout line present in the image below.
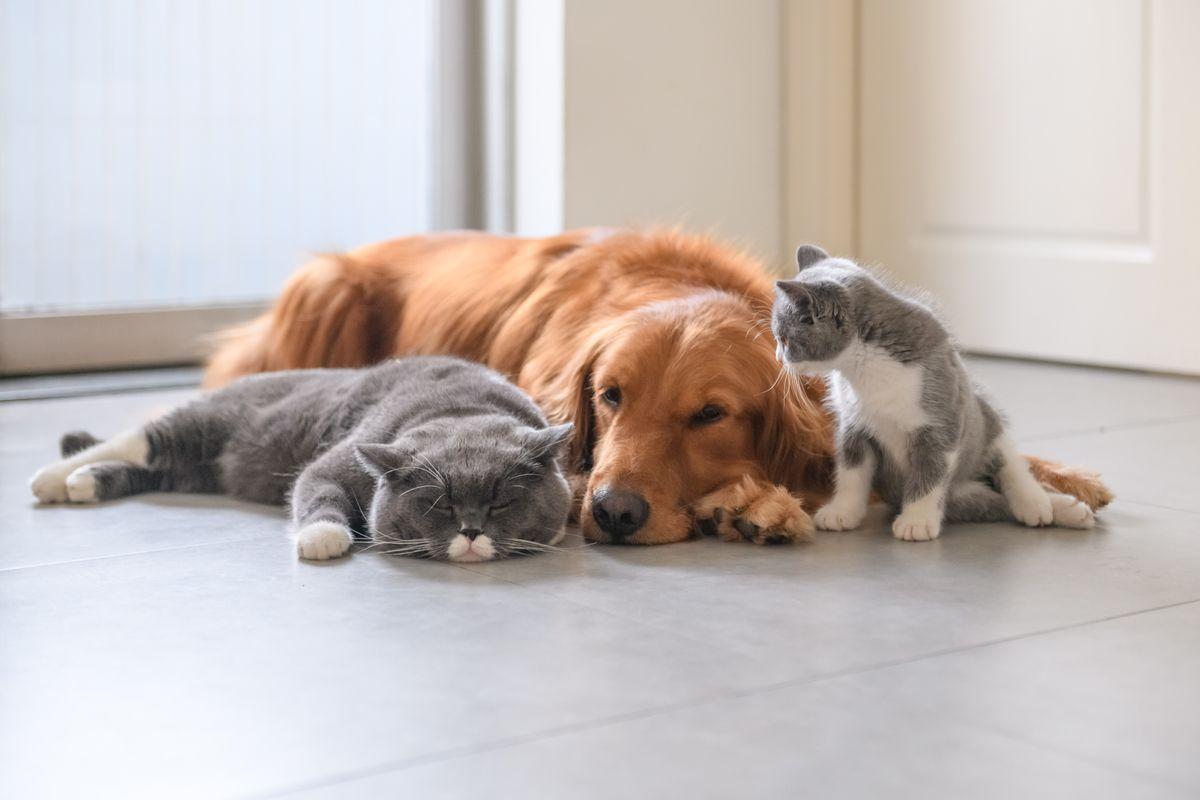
[0,531,279,574]
[252,596,1200,799]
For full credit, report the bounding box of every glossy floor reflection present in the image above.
[2,357,1197,799]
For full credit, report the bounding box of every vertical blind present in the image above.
[0,0,436,314]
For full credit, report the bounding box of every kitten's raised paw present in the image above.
[813,502,865,532]
[692,476,812,545]
[1008,488,1054,527]
[1049,493,1095,529]
[296,522,353,561]
[29,463,71,504]
[892,511,942,542]
[65,466,99,503]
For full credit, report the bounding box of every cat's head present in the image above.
[772,244,856,372]
[355,421,574,562]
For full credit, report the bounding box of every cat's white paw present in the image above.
[29,462,72,504]
[892,510,942,542]
[1008,486,1054,527]
[1049,493,1095,529]
[296,522,353,561]
[65,466,99,503]
[813,501,866,531]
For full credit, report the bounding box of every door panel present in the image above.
[859,0,1200,374]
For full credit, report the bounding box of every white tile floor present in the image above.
[1,357,1198,800]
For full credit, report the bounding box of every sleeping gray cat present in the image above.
[29,357,574,562]
[772,245,1095,541]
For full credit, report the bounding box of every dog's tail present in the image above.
[202,254,397,389]
[1027,455,1114,510]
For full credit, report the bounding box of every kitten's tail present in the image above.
[202,254,398,389]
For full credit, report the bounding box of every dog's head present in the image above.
[537,291,831,544]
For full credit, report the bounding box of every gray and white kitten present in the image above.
[29,357,574,562]
[772,245,1095,541]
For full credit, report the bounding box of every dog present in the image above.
[205,228,1112,545]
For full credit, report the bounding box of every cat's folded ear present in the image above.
[524,423,575,465]
[355,443,413,480]
[795,244,829,272]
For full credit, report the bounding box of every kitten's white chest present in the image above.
[831,345,928,465]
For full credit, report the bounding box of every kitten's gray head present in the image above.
[356,420,573,562]
[772,244,857,372]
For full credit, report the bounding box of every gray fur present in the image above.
[772,246,1024,525]
[70,357,573,559]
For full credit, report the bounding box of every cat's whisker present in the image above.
[349,490,368,523]
[411,452,448,487]
[422,494,446,517]
[359,538,434,554]
[758,364,789,397]
[392,483,441,499]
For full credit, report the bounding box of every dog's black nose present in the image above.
[591,487,650,539]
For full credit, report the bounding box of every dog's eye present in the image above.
[601,386,622,407]
[692,404,725,425]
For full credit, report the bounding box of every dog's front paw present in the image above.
[1008,486,1054,527]
[813,501,866,532]
[297,522,353,561]
[1049,493,1095,529]
[693,477,813,545]
[892,509,942,542]
[30,462,72,504]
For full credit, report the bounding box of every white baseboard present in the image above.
[0,303,266,375]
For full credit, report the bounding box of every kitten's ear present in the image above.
[795,244,829,272]
[354,443,412,480]
[808,282,847,327]
[524,423,575,465]
[775,279,812,308]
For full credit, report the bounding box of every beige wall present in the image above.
[510,0,856,274]
[562,0,785,265]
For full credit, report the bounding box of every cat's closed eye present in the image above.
[798,314,814,325]
[490,501,511,515]
[431,496,453,514]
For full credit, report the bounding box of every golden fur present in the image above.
[205,228,1112,544]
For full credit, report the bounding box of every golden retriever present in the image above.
[205,228,1112,544]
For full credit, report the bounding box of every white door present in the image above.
[858,0,1200,374]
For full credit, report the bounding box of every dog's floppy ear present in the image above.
[526,332,605,474]
[753,355,835,491]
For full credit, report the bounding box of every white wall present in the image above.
[512,0,565,235]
